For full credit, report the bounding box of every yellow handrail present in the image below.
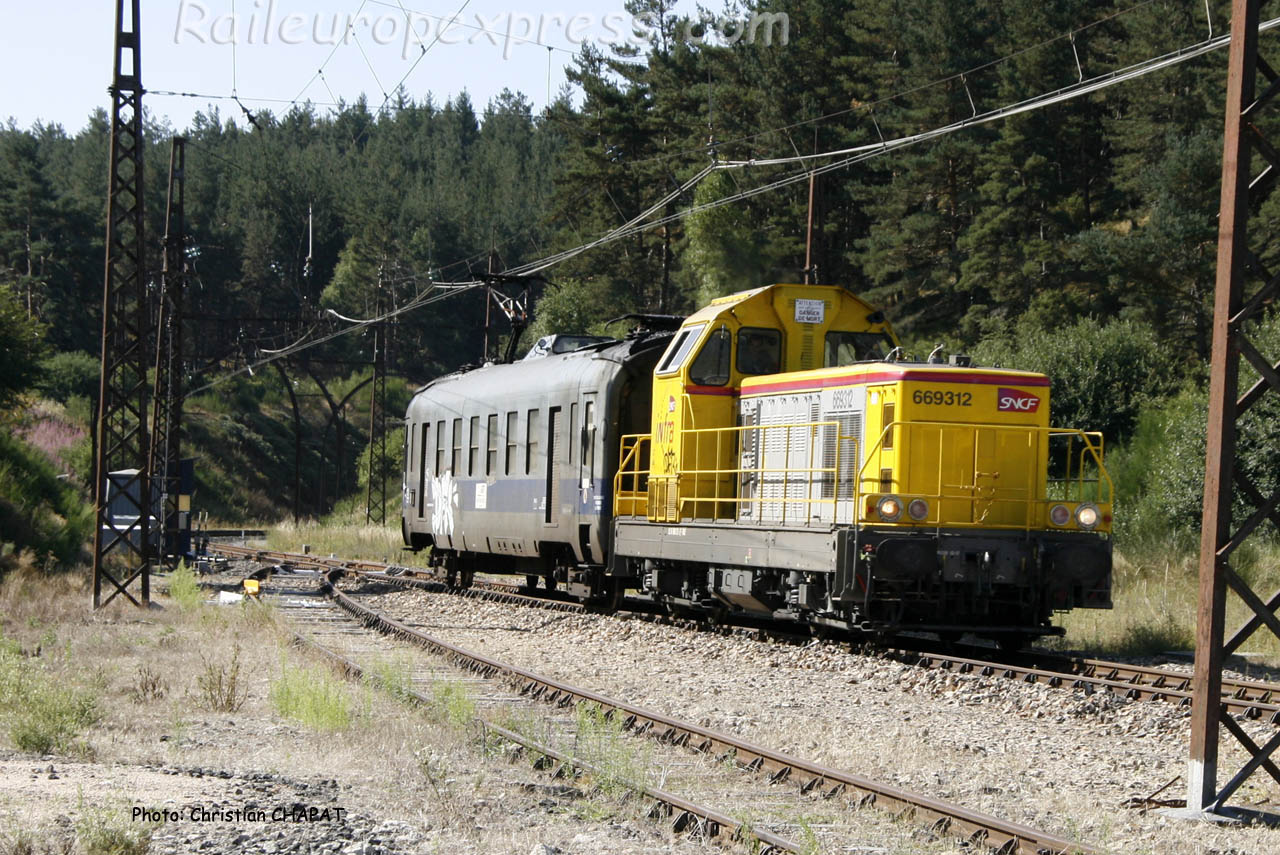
[616,419,1113,531]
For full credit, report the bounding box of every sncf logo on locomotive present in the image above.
[997,388,1040,412]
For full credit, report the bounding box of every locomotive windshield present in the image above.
[656,323,706,374]
[824,331,897,366]
[689,327,731,386]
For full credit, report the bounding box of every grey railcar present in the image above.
[401,332,670,595]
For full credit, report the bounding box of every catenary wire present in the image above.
[183,8,1269,390]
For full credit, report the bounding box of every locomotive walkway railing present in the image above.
[616,419,1113,533]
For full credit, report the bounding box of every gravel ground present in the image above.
[0,563,730,855]
[346,581,1280,855]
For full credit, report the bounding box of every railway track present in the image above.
[252,558,1097,855]
[209,543,1280,724]
[261,572,806,853]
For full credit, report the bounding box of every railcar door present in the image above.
[577,393,599,560]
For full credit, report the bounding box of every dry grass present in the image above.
[1054,539,1280,669]
[266,518,405,564]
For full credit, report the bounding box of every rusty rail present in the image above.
[209,544,1280,723]
[315,567,1094,855]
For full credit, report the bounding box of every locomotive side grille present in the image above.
[800,331,816,370]
[837,413,861,500]
[820,411,862,501]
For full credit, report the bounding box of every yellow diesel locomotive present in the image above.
[611,283,1112,644]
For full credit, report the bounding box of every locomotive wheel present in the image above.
[586,578,624,613]
[524,574,539,591]
[460,569,474,589]
[543,573,556,592]
[445,568,458,587]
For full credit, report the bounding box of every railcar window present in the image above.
[486,414,497,475]
[435,421,445,476]
[736,327,782,376]
[569,402,578,463]
[505,412,517,474]
[405,424,413,475]
[656,323,707,374]
[468,416,479,475]
[526,409,540,475]
[451,418,462,475]
[824,331,895,366]
[689,327,731,386]
[582,399,595,477]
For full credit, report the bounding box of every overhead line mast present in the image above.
[149,137,188,569]
[1188,0,1280,817]
[93,0,151,608]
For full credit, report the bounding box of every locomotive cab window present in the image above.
[656,323,707,374]
[824,331,895,367]
[688,327,731,386]
[737,327,782,376]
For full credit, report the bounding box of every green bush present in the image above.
[430,679,474,729]
[269,659,352,730]
[0,650,100,754]
[37,351,99,403]
[1108,309,1280,542]
[76,805,154,855]
[0,284,45,410]
[0,427,92,568]
[167,561,203,611]
[972,316,1174,440]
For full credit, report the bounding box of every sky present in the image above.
[1,0,719,134]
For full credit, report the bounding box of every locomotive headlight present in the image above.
[1075,503,1100,530]
[1049,504,1071,527]
[877,495,903,522]
[907,498,929,521]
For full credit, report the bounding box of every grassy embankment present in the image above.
[1057,538,1280,667]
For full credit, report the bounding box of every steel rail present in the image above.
[208,543,1280,721]
[889,644,1280,724]
[279,620,799,854]
[317,568,1095,855]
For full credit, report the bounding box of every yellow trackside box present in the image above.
[639,284,897,523]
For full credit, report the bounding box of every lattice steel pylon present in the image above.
[1188,0,1280,814]
[365,275,388,525]
[148,137,186,568]
[92,0,151,608]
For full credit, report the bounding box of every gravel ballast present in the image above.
[349,581,1280,855]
